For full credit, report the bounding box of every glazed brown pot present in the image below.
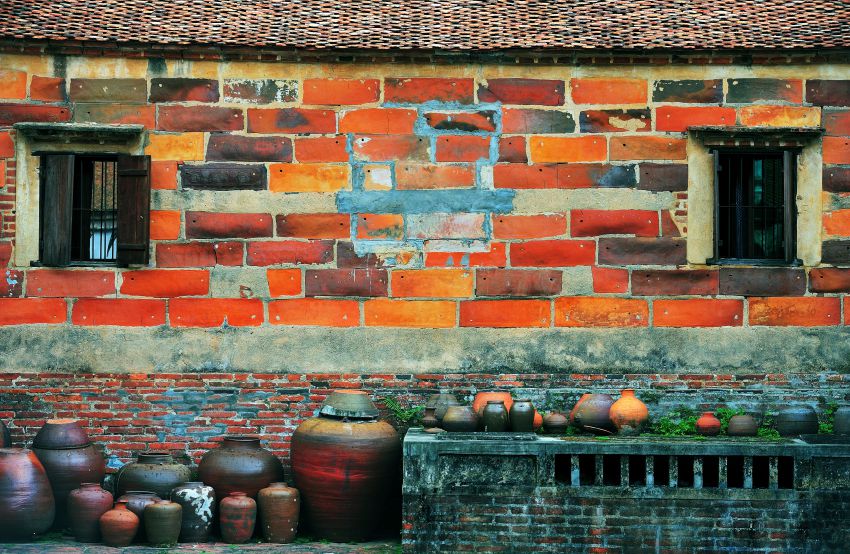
[68,483,113,543]
[32,419,90,450]
[426,393,461,423]
[542,413,569,434]
[422,407,439,429]
[696,412,721,436]
[834,406,850,435]
[482,400,509,432]
[117,491,161,542]
[0,448,55,539]
[99,501,139,548]
[220,492,256,544]
[727,414,758,437]
[775,406,819,437]
[291,391,401,542]
[0,419,11,447]
[198,436,284,500]
[473,392,513,416]
[441,406,479,432]
[510,399,535,432]
[258,482,300,543]
[33,443,105,530]
[609,389,649,435]
[569,393,591,425]
[573,394,615,434]
[170,482,215,543]
[145,500,182,547]
[115,452,191,498]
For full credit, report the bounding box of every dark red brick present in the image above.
[809,268,850,293]
[305,269,388,297]
[150,78,219,102]
[276,214,351,239]
[181,164,267,190]
[186,212,273,239]
[435,136,491,162]
[652,80,723,103]
[502,109,574,134]
[384,77,474,103]
[498,137,527,163]
[155,242,243,267]
[806,80,850,106]
[336,242,382,269]
[726,78,802,103]
[824,166,850,193]
[0,104,70,125]
[719,267,806,296]
[157,105,244,131]
[579,110,651,133]
[246,241,334,266]
[425,111,496,132]
[823,240,850,264]
[207,135,292,162]
[570,210,659,237]
[476,269,562,296]
[478,79,565,106]
[638,164,688,192]
[247,108,336,134]
[69,78,146,102]
[598,238,686,265]
[631,270,719,296]
[824,109,850,136]
[494,163,635,189]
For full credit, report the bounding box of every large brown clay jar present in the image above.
[117,491,160,542]
[33,443,105,530]
[67,483,113,543]
[32,419,90,450]
[291,390,401,542]
[145,500,182,547]
[727,414,758,436]
[99,501,139,548]
[0,419,11,447]
[258,482,299,543]
[170,481,215,543]
[482,400,509,432]
[542,413,569,434]
[220,492,256,544]
[0,448,55,539]
[569,393,591,425]
[609,389,649,435]
[115,452,191,498]
[441,406,478,432]
[473,392,513,417]
[510,399,535,432]
[198,436,284,500]
[573,394,616,434]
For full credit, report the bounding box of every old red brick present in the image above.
[74,103,156,127]
[808,268,850,293]
[654,299,743,327]
[824,137,850,165]
[726,79,803,103]
[511,240,596,267]
[155,242,243,267]
[571,78,647,104]
[151,161,178,190]
[493,214,567,239]
[435,136,491,162]
[392,269,473,298]
[395,163,475,190]
[598,238,686,265]
[27,269,115,297]
[610,137,688,161]
[806,80,850,106]
[365,299,456,328]
[749,297,841,327]
[652,80,723,103]
[425,111,496,132]
[502,109,575,134]
[29,76,65,102]
[631,270,719,296]
[579,109,651,133]
[186,212,273,239]
[266,268,302,297]
[71,78,146,102]
[0,269,22,297]
[269,298,359,326]
[276,213,350,239]
[571,210,659,237]
[246,241,334,266]
[294,136,349,162]
[530,136,606,163]
[478,79,565,106]
[498,137,527,163]
[157,105,243,131]
[554,297,648,327]
[356,214,404,240]
[384,78,474,103]
[494,163,635,189]
[247,108,336,134]
[206,134,292,162]
[719,268,806,296]
[352,135,428,162]
[656,106,736,132]
[72,299,166,326]
[120,269,209,297]
[0,242,11,267]
[339,108,417,134]
[591,267,629,294]
[303,79,380,105]
[0,298,66,325]
[476,269,562,296]
[824,109,850,136]
[170,298,263,327]
[0,104,70,125]
[149,78,219,102]
[305,269,388,297]
[425,243,507,268]
[460,299,551,327]
[150,210,180,241]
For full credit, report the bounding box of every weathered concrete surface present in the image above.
[0,539,399,553]
[2,326,849,373]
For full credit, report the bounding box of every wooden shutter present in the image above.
[39,154,75,266]
[116,154,151,266]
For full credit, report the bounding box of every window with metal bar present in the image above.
[71,156,118,263]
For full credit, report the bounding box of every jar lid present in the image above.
[320,390,379,419]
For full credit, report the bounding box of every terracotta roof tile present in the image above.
[0,0,848,51]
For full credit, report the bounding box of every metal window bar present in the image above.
[72,157,117,263]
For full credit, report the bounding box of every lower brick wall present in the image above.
[0,371,848,468]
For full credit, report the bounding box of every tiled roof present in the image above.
[0,0,848,51]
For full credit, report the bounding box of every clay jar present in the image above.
[441,406,479,432]
[258,482,300,543]
[834,406,850,435]
[542,413,569,434]
[0,419,11,447]
[696,412,721,436]
[67,483,113,543]
[0,448,55,539]
[609,389,649,435]
[170,482,215,543]
[569,393,591,425]
[482,401,510,432]
[775,406,819,437]
[422,407,439,429]
[115,451,191,498]
[291,390,401,542]
[427,393,460,424]
[198,436,284,500]
[220,492,256,544]
[727,414,759,437]
[144,500,182,547]
[473,392,513,417]
[99,501,139,548]
[117,491,160,542]
[510,399,535,432]
[573,394,616,434]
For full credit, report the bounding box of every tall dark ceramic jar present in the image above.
[32,419,104,530]
[834,406,850,435]
[117,491,161,542]
[145,500,182,547]
[510,399,535,432]
[0,448,55,539]
[258,482,299,543]
[775,406,819,437]
[220,492,256,544]
[291,390,401,542]
[67,483,113,543]
[573,394,616,434]
[482,400,509,432]
[198,436,284,500]
[170,481,215,543]
[115,452,191,498]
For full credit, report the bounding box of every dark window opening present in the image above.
[677,455,694,487]
[702,455,720,488]
[70,156,118,263]
[628,455,646,486]
[602,454,621,486]
[714,150,797,264]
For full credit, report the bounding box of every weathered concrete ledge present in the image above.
[1,325,850,373]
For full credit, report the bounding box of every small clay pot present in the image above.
[609,389,649,436]
[482,401,509,432]
[33,443,105,531]
[775,406,818,437]
[542,413,569,435]
[510,399,535,432]
[427,393,460,423]
[473,392,513,416]
[220,492,257,544]
[170,482,215,543]
[145,500,182,547]
[834,406,850,435]
[441,406,478,432]
[68,483,113,543]
[422,407,439,429]
[116,491,160,542]
[696,412,721,436]
[258,482,299,543]
[99,501,139,548]
[727,414,758,437]
[573,394,615,434]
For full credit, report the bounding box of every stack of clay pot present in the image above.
[32,419,105,531]
[567,390,650,435]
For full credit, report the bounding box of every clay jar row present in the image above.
[570,390,650,435]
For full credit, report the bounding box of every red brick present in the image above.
[169,298,263,327]
[150,210,181,241]
[739,105,820,128]
[571,78,647,104]
[156,242,242,268]
[26,269,115,298]
[592,267,629,294]
[727,78,803,103]
[151,161,178,190]
[749,297,841,327]
[392,269,474,298]
[476,269,562,296]
[303,79,380,105]
[74,104,156,127]
[493,214,567,239]
[72,299,166,327]
[0,104,70,125]
[305,269,388,297]
[825,137,850,165]
[29,76,65,102]
[267,269,302,297]
[809,268,850,293]
[530,136,607,163]
[384,78,474,103]
[276,213,350,239]
[186,212,273,239]
[0,131,13,157]
[352,135,428,161]
[206,134,292,162]
[824,109,850,136]
[598,237,686,265]
[654,299,743,327]
[0,69,27,99]
[354,214,404,240]
[579,109,651,133]
[510,240,596,267]
[157,105,244,132]
[435,136,491,162]
[150,78,218,102]
[493,163,634,189]
[0,269,22,297]
[294,136,349,162]
[460,299,550,327]
[119,269,209,297]
[502,109,575,134]
[631,270,719,296]
[425,243,507,268]
[571,210,658,237]
[365,299,456,328]
[247,108,336,134]
[554,297,648,327]
[610,137,687,161]
[478,79,565,106]
[0,298,66,325]
[269,298,359,326]
[806,80,850,106]
[824,210,850,237]
[656,106,736,132]
[425,111,496,132]
[395,163,475,190]
[339,108,417,134]
[0,242,12,267]
[246,241,334,266]
[498,137,527,163]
